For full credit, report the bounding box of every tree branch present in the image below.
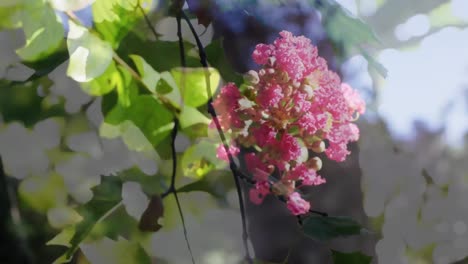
[180,10,253,263]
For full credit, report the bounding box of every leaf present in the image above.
[105,95,174,148]
[118,35,199,72]
[302,215,364,241]
[205,39,243,85]
[138,195,164,232]
[179,105,211,129]
[18,172,67,213]
[67,21,113,82]
[171,67,221,107]
[177,170,234,201]
[0,3,22,29]
[331,250,372,264]
[80,237,151,264]
[50,176,123,263]
[100,121,156,156]
[16,0,64,61]
[314,0,387,77]
[129,55,161,93]
[21,45,69,82]
[360,48,388,78]
[82,61,119,96]
[180,140,224,179]
[93,0,153,47]
[157,71,182,107]
[321,2,379,47]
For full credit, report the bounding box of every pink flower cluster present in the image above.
[214,31,365,215]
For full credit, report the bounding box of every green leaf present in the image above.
[179,105,211,129]
[0,3,22,29]
[115,65,138,107]
[180,140,224,179]
[105,95,174,148]
[171,67,221,107]
[302,215,364,241]
[16,0,64,61]
[118,35,199,72]
[67,21,113,82]
[157,71,182,107]
[50,176,123,263]
[314,0,387,77]
[322,2,379,47]
[80,237,151,264]
[18,172,67,213]
[129,55,161,93]
[331,250,372,264]
[360,48,388,78]
[92,0,152,23]
[93,0,153,48]
[177,170,234,201]
[82,61,119,96]
[205,39,244,85]
[100,121,156,156]
[21,45,69,82]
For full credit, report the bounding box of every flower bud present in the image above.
[267,68,275,74]
[309,156,322,171]
[311,140,326,153]
[243,70,260,85]
[303,84,314,98]
[293,81,301,88]
[259,69,266,76]
[268,56,276,67]
[279,71,290,83]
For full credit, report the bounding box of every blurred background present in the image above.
[1,0,467,263]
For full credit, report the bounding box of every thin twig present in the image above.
[180,11,253,263]
[137,3,160,40]
[160,13,197,264]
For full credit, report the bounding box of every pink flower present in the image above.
[272,31,319,82]
[296,111,329,136]
[276,133,301,162]
[251,124,277,147]
[244,153,269,181]
[286,164,326,186]
[341,83,366,115]
[286,192,310,215]
[252,44,274,65]
[325,142,350,162]
[328,123,360,144]
[213,83,244,129]
[249,181,270,205]
[216,143,239,161]
[291,92,312,113]
[257,83,284,108]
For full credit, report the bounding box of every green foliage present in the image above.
[67,21,114,82]
[181,140,224,179]
[171,67,221,107]
[331,250,372,264]
[313,0,387,77]
[302,215,364,241]
[105,95,174,148]
[16,0,64,61]
[18,172,67,213]
[49,176,123,263]
[80,237,151,264]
